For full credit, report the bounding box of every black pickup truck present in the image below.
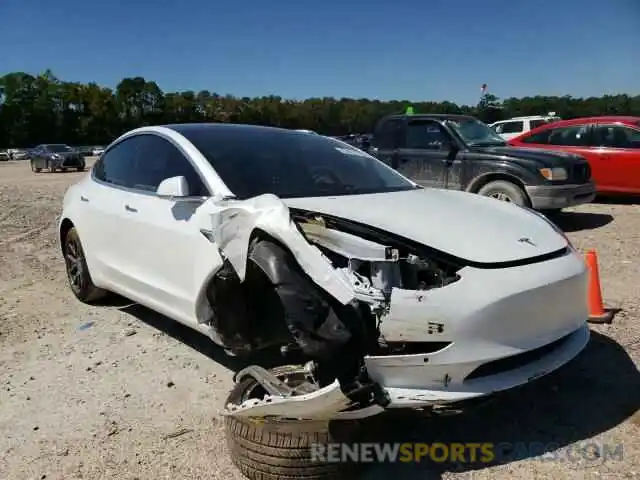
[369,113,596,211]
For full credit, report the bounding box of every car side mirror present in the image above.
[157,176,190,198]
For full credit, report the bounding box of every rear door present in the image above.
[370,117,403,168]
[396,119,452,188]
[590,123,640,194]
[82,136,144,290]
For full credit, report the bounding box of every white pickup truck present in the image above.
[489,113,561,141]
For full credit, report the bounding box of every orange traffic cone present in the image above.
[585,249,614,324]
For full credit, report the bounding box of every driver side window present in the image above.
[132,135,209,196]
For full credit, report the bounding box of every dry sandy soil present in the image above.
[0,158,638,480]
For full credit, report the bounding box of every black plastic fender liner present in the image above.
[248,238,368,386]
[207,259,253,351]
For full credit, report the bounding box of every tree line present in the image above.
[1,70,639,147]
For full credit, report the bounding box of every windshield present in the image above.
[46,144,72,153]
[182,128,419,199]
[446,118,507,147]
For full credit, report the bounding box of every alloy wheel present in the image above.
[65,237,85,293]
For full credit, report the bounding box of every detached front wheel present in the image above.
[477,180,528,207]
[224,365,362,480]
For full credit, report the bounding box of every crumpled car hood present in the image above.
[283,188,567,264]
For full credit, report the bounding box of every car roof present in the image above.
[510,115,640,142]
[379,114,477,122]
[495,115,558,122]
[164,122,298,136]
[555,116,640,126]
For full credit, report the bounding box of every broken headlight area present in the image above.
[292,211,462,310]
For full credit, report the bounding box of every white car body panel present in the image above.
[284,188,567,263]
[59,124,590,420]
[209,194,355,306]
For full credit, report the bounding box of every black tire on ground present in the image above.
[63,227,108,303]
[224,365,362,480]
[477,180,529,207]
[77,167,85,172]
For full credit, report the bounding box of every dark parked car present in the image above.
[30,144,86,173]
[75,145,95,157]
[369,113,596,211]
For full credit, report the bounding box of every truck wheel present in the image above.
[477,180,528,206]
[225,365,362,480]
[63,227,109,303]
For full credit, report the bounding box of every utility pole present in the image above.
[480,83,488,107]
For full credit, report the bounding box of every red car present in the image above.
[508,116,640,195]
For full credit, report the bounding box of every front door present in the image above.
[370,117,403,169]
[116,133,223,325]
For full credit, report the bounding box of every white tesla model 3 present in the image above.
[59,123,590,419]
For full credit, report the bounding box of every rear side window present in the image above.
[93,137,143,187]
[529,119,548,130]
[592,125,640,149]
[374,118,403,149]
[500,121,524,134]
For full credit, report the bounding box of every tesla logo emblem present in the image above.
[518,237,536,246]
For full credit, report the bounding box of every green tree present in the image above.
[1,69,639,148]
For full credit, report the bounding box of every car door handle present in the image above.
[80,196,89,202]
[124,204,137,213]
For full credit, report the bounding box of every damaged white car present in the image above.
[59,123,590,473]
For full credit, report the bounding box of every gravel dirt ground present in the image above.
[0,159,638,480]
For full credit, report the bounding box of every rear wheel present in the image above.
[477,180,528,207]
[63,227,108,303]
[225,365,362,480]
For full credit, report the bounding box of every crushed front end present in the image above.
[216,197,590,420]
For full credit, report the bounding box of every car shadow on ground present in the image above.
[546,211,614,233]
[594,194,640,205]
[356,331,640,479]
[117,300,301,373]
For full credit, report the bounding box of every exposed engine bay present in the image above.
[295,211,460,296]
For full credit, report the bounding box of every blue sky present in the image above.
[1,0,639,105]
